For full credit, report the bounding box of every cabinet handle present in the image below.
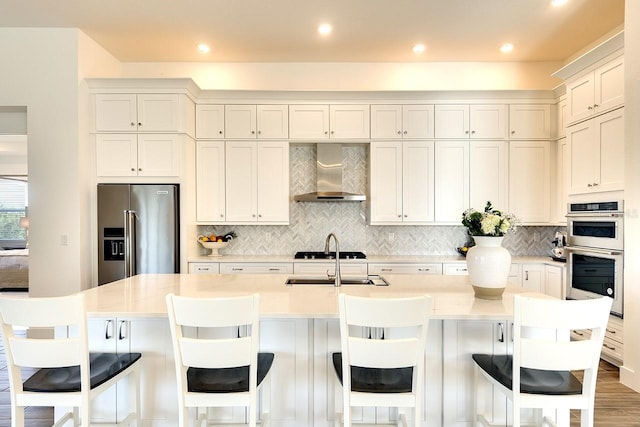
[574,330,585,337]
[606,328,616,335]
[118,320,127,340]
[603,343,616,351]
[105,319,114,340]
[525,271,529,281]
[381,268,393,272]
[269,268,281,271]
[232,268,244,271]
[497,322,505,343]
[418,268,431,272]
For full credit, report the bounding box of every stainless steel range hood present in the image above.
[294,144,366,202]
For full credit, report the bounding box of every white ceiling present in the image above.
[0,0,625,63]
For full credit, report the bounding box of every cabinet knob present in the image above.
[138,122,142,126]
[403,130,408,135]
[258,214,262,218]
[219,130,223,135]
[471,130,476,135]
[588,106,593,110]
[397,215,402,218]
[397,130,402,135]
[324,131,328,135]
[138,168,142,171]
[593,182,599,187]
[220,214,224,218]
[330,130,334,135]
[252,214,256,217]
[130,122,136,127]
[131,168,135,172]
[511,130,516,134]
[404,214,408,217]
[587,183,593,187]
[251,130,255,134]
[594,104,599,108]
[257,130,261,135]
[465,130,469,134]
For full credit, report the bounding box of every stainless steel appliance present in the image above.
[566,200,623,317]
[98,184,179,285]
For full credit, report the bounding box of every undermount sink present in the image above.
[285,276,390,286]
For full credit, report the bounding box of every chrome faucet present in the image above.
[324,233,341,287]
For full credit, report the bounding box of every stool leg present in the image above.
[10,404,24,427]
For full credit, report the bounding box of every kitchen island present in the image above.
[82,273,555,427]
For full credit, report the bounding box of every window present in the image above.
[0,177,28,248]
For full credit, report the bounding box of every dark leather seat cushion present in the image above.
[472,354,583,395]
[187,352,274,393]
[23,352,142,392]
[332,352,413,393]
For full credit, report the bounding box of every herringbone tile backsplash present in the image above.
[199,145,565,257]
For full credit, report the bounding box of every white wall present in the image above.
[122,61,562,91]
[0,28,120,297]
[621,1,640,392]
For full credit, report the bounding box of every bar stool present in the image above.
[166,293,274,427]
[0,293,141,426]
[472,294,612,427]
[332,293,432,427]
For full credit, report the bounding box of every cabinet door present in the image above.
[137,94,180,132]
[557,98,568,138]
[256,141,289,222]
[96,134,138,177]
[289,105,330,139]
[403,104,435,139]
[403,141,435,222]
[329,105,370,138]
[595,55,624,114]
[95,94,138,132]
[435,141,469,222]
[469,141,507,213]
[370,105,402,139]
[435,105,469,139]
[443,320,508,427]
[260,319,311,426]
[196,104,225,139]
[508,141,550,223]
[137,134,180,177]
[567,120,595,194]
[469,104,507,139]
[566,72,596,125]
[556,138,569,223]
[196,141,225,222]
[225,105,257,139]
[369,142,403,223]
[544,265,564,299]
[225,141,258,222]
[595,108,624,193]
[509,104,552,139]
[521,264,544,293]
[257,105,289,139]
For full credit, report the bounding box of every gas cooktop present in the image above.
[294,251,367,260]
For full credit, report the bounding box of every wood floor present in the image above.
[0,342,638,426]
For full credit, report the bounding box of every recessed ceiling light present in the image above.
[413,44,426,54]
[500,43,514,54]
[551,0,568,6]
[318,23,333,35]
[197,43,210,54]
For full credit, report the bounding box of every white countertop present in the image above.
[83,273,547,320]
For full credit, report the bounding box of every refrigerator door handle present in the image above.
[124,210,137,277]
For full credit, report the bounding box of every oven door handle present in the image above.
[565,246,622,256]
[565,213,624,218]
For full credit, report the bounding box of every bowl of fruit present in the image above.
[197,232,237,257]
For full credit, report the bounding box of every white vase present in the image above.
[466,236,511,300]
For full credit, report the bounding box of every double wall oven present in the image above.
[566,200,623,317]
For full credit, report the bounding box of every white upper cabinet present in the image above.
[434,141,469,222]
[509,104,552,139]
[568,107,624,195]
[557,98,568,138]
[435,104,506,139]
[369,141,435,224]
[370,104,435,139]
[289,104,369,139]
[196,104,225,139]
[196,141,225,222]
[96,134,180,177]
[469,141,508,211]
[225,141,289,224]
[224,105,289,139]
[566,55,624,125]
[95,94,194,135]
[508,141,551,224]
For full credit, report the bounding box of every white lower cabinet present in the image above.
[544,264,565,299]
[443,320,509,427]
[87,318,175,426]
[188,262,220,274]
[520,264,545,293]
[368,263,442,275]
[220,262,293,274]
[442,263,468,275]
[260,319,311,426]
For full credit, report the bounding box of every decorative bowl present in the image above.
[198,240,229,257]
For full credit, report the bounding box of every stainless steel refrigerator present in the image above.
[98,184,179,285]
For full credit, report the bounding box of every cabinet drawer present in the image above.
[368,263,442,275]
[606,316,623,344]
[602,336,623,364]
[188,263,220,274]
[442,263,468,275]
[220,263,293,274]
[293,262,368,276]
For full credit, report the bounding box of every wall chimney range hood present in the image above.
[294,144,366,202]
